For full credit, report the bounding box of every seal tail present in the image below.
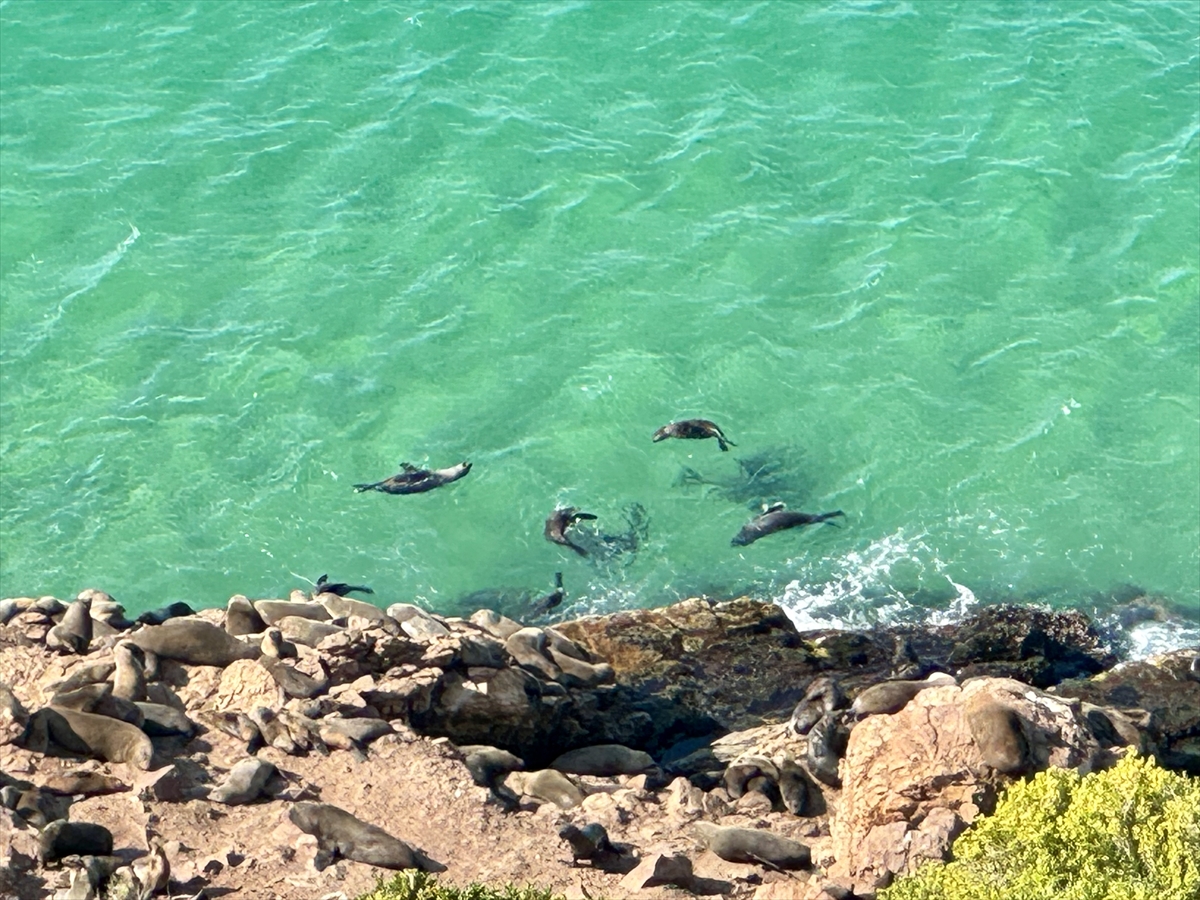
[818,510,845,526]
[353,482,380,493]
[717,436,736,451]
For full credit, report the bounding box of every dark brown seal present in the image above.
[531,572,566,616]
[288,801,445,871]
[314,574,373,597]
[652,419,735,451]
[544,507,597,556]
[353,461,471,495]
[731,504,844,546]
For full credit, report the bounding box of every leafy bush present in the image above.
[881,752,1200,900]
[356,870,565,900]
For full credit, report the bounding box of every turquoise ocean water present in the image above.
[2,1,1198,654]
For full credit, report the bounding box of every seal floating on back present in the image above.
[731,503,844,546]
[544,506,597,556]
[652,418,735,451]
[353,461,471,495]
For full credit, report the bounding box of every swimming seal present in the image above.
[544,507,597,557]
[652,419,735,451]
[731,504,844,546]
[314,574,374,597]
[288,801,445,871]
[353,461,471,495]
[531,572,566,616]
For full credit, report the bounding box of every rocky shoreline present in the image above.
[2,589,1197,900]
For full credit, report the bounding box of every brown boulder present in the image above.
[828,677,1101,891]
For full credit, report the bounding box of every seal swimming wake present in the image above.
[652,418,735,451]
[544,506,597,556]
[731,504,844,546]
[353,461,471,495]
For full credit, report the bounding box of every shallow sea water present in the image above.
[1,1,1198,653]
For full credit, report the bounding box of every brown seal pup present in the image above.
[45,705,154,770]
[353,461,471,495]
[130,619,259,667]
[653,419,735,451]
[732,504,844,546]
[544,508,597,557]
[288,801,445,871]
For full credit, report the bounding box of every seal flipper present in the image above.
[399,462,419,473]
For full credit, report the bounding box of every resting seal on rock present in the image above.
[851,672,956,717]
[45,597,92,655]
[288,801,445,871]
[965,695,1030,775]
[353,461,471,495]
[45,705,154,770]
[652,419,735,452]
[225,595,267,636]
[692,822,810,869]
[112,641,147,702]
[732,504,844,546]
[130,619,260,667]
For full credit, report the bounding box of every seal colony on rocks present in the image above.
[353,461,471,495]
[0,591,1190,900]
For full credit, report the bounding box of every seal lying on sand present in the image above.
[353,461,471,495]
[544,507,597,556]
[313,574,373,597]
[653,418,735,451]
[731,504,844,546]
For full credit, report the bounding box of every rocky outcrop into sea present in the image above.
[2,588,1197,899]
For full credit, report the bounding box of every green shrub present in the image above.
[881,752,1200,900]
[355,870,565,900]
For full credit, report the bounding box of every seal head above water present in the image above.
[652,418,735,451]
[353,461,471,495]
